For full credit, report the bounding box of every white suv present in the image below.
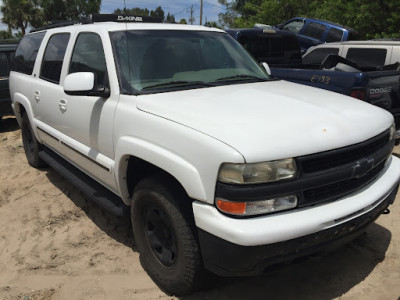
[9,16,400,296]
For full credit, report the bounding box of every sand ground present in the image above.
[0,115,399,300]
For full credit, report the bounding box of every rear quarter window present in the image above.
[346,48,387,67]
[302,22,326,40]
[303,47,339,65]
[12,32,45,75]
[326,28,343,42]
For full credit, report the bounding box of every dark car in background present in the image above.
[276,17,359,52]
[226,27,302,66]
[0,41,17,120]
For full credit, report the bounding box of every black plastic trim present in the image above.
[216,130,394,209]
[201,184,398,276]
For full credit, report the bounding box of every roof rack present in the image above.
[30,13,163,33]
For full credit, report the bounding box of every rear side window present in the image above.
[303,22,326,40]
[346,48,387,67]
[240,35,302,65]
[40,33,70,84]
[326,28,343,43]
[0,52,10,77]
[69,33,108,88]
[303,48,339,65]
[12,32,45,75]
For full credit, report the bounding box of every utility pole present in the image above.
[189,5,194,25]
[200,0,203,25]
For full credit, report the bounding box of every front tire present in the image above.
[131,175,205,296]
[21,113,46,168]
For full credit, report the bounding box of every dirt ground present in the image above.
[0,115,399,300]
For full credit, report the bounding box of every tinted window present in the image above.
[346,48,387,67]
[240,35,302,65]
[326,28,343,42]
[69,33,108,88]
[282,20,304,33]
[40,33,70,84]
[12,32,45,75]
[303,22,326,40]
[303,48,339,65]
[0,52,9,77]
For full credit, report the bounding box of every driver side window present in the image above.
[69,33,109,89]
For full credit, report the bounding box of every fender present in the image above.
[12,92,44,144]
[115,136,207,205]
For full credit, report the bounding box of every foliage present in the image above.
[179,18,188,24]
[0,0,101,34]
[0,30,13,39]
[39,0,101,23]
[0,0,42,35]
[218,0,400,38]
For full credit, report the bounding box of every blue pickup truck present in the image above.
[228,27,400,141]
[276,17,359,52]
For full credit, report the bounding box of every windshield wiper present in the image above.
[215,74,267,82]
[142,80,215,90]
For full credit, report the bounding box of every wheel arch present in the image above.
[115,136,208,206]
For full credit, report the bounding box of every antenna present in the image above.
[124,0,127,13]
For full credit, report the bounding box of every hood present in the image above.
[137,80,392,162]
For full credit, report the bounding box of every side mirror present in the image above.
[64,72,110,98]
[261,62,271,76]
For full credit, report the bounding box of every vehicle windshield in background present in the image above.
[110,30,270,94]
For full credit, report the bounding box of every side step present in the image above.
[39,147,128,217]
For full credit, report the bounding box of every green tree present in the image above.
[166,13,175,23]
[150,6,165,21]
[179,18,187,24]
[0,0,42,35]
[39,0,101,22]
[113,7,150,16]
[0,30,13,39]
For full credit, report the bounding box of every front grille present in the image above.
[300,131,389,174]
[302,161,386,206]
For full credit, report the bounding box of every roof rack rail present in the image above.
[29,13,163,33]
[91,14,162,23]
[30,20,89,33]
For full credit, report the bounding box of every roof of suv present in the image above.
[29,21,224,35]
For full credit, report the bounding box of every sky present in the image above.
[0,0,227,32]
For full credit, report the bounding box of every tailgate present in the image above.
[365,71,400,128]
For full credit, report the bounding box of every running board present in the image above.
[39,147,128,217]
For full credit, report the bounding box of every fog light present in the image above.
[216,195,298,216]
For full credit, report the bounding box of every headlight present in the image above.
[389,122,396,141]
[218,158,297,184]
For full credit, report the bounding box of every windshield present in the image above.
[110,30,271,94]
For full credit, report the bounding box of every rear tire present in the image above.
[131,175,205,296]
[21,113,46,168]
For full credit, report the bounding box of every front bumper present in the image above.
[193,155,400,275]
[198,184,397,276]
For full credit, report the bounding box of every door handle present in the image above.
[59,99,67,112]
[34,90,40,102]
